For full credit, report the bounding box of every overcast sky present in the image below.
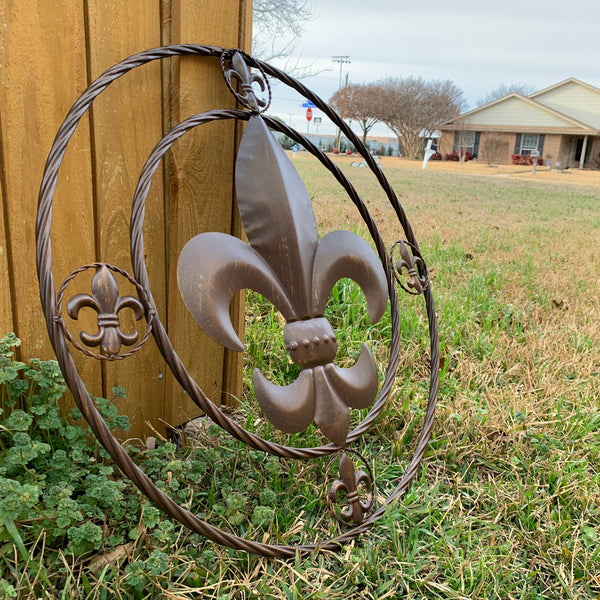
[259,0,600,137]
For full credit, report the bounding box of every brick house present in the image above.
[438,78,600,169]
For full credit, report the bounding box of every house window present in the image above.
[515,133,544,156]
[520,134,539,155]
[459,131,475,153]
[453,131,480,157]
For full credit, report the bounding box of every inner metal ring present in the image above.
[129,109,402,459]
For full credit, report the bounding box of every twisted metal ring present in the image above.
[129,109,403,459]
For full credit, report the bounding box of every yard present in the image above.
[1,156,599,598]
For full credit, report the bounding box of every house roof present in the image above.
[439,78,600,134]
[530,78,600,129]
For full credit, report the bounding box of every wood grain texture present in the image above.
[0,1,101,391]
[0,0,249,435]
[85,0,167,436]
[165,0,248,425]
[0,164,14,336]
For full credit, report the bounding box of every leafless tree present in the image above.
[253,0,314,68]
[477,83,536,106]
[479,134,509,164]
[453,127,471,164]
[373,77,466,159]
[329,84,381,145]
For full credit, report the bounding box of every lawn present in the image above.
[1,156,599,599]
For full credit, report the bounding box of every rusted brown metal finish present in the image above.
[221,50,271,112]
[130,108,400,458]
[327,451,374,525]
[391,240,428,295]
[178,111,387,446]
[67,264,145,356]
[36,46,440,557]
[55,262,154,361]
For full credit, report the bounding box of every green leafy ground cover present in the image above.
[1,158,599,598]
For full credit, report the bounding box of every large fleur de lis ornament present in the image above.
[177,55,387,447]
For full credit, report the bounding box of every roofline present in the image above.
[438,124,599,135]
[438,93,523,126]
[438,90,596,130]
[529,77,600,99]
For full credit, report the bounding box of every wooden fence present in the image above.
[0,1,251,437]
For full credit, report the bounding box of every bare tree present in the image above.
[374,77,466,159]
[453,126,471,164]
[477,83,536,106]
[253,0,314,64]
[329,84,381,145]
[479,133,509,164]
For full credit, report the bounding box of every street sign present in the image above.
[313,117,322,124]
[302,101,316,108]
[306,108,313,122]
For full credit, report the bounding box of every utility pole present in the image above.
[332,55,351,88]
[331,55,350,151]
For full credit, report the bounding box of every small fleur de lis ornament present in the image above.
[177,53,387,447]
[222,51,269,111]
[392,240,428,295]
[67,265,145,357]
[328,452,373,525]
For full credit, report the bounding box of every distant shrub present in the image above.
[278,135,294,150]
[446,151,473,162]
[512,154,543,166]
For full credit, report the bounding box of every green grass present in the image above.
[1,158,600,598]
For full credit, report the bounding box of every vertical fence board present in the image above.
[85,1,167,436]
[0,2,101,391]
[0,177,14,336]
[165,0,248,425]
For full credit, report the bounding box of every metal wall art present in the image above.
[37,45,439,557]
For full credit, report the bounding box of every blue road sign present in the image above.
[301,101,316,108]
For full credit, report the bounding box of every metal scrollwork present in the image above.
[326,450,374,525]
[56,263,153,360]
[37,43,439,557]
[220,50,271,112]
[391,239,429,295]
